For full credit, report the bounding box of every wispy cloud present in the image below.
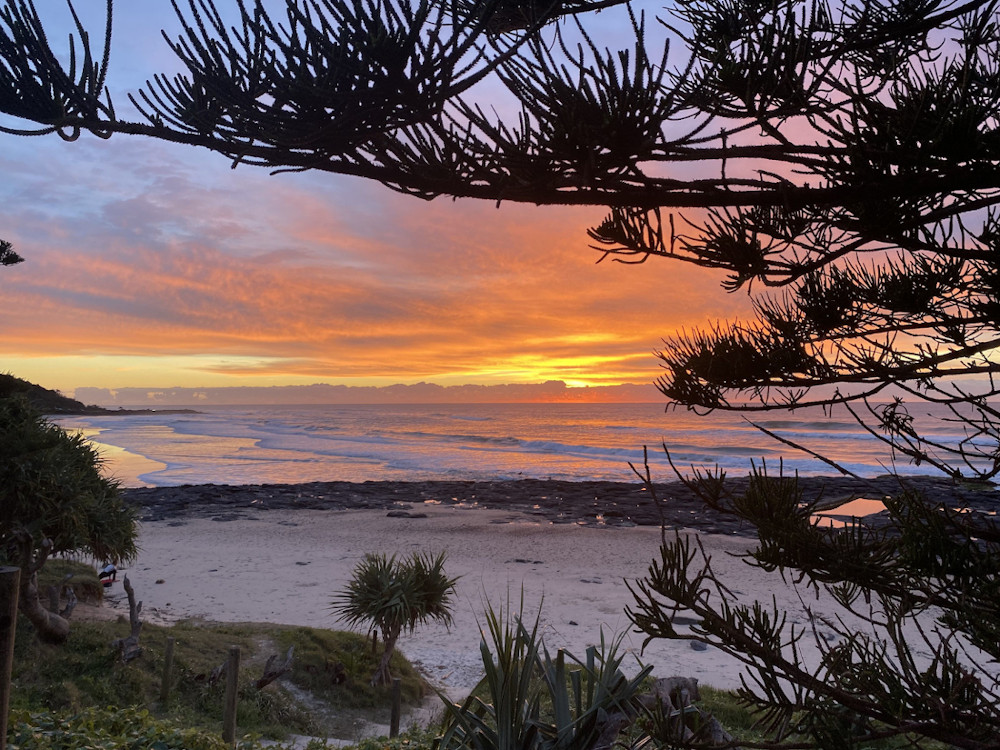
[0,13,752,395]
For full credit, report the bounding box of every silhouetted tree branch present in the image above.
[4,0,1000,476]
[0,239,22,266]
[4,1,1000,745]
[627,454,1000,749]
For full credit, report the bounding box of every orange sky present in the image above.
[0,3,753,400]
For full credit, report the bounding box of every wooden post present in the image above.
[222,645,241,748]
[390,677,401,738]
[0,567,21,750]
[159,637,175,703]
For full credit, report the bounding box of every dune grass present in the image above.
[11,563,428,742]
[36,558,105,604]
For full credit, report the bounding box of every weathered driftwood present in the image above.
[255,645,294,690]
[17,537,70,644]
[59,586,77,619]
[111,575,143,662]
[205,660,228,686]
[46,573,77,619]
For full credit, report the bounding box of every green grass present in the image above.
[11,612,429,741]
[696,685,771,744]
[6,705,269,750]
[11,608,944,750]
[276,625,426,707]
[37,559,105,604]
[691,686,951,750]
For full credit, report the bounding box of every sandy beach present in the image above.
[97,500,956,698]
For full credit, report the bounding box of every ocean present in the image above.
[54,402,965,489]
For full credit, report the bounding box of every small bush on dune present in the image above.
[275,627,426,711]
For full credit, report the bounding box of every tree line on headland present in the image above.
[0,373,198,415]
[0,373,106,414]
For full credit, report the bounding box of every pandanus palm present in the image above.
[0,395,137,644]
[332,551,458,686]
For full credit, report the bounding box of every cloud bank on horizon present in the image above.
[76,380,662,407]
[0,2,750,397]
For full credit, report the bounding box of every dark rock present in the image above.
[121,476,997,537]
[593,710,630,750]
[671,615,701,626]
[650,676,701,708]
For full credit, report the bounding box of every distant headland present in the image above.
[0,373,198,416]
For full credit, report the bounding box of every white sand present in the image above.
[99,505,947,697]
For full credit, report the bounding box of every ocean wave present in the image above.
[59,402,962,488]
[754,420,862,431]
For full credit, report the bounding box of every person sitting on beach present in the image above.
[98,563,117,588]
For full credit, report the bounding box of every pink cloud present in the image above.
[0,107,753,392]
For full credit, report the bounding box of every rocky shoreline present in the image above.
[123,474,999,536]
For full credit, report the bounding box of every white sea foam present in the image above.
[55,402,959,488]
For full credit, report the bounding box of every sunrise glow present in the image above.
[0,3,753,404]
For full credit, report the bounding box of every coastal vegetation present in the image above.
[6,560,778,750]
[7,583,950,750]
[10,564,430,747]
[0,395,137,644]
[333,552,458,687]
[0,373,199,416]
[2,1,1000,748]
[628,461,1000,748]
[0,374,102,416]
[437,603,653,750]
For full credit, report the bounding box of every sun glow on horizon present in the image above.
[0,29,753,400]
[6,350,662,398]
